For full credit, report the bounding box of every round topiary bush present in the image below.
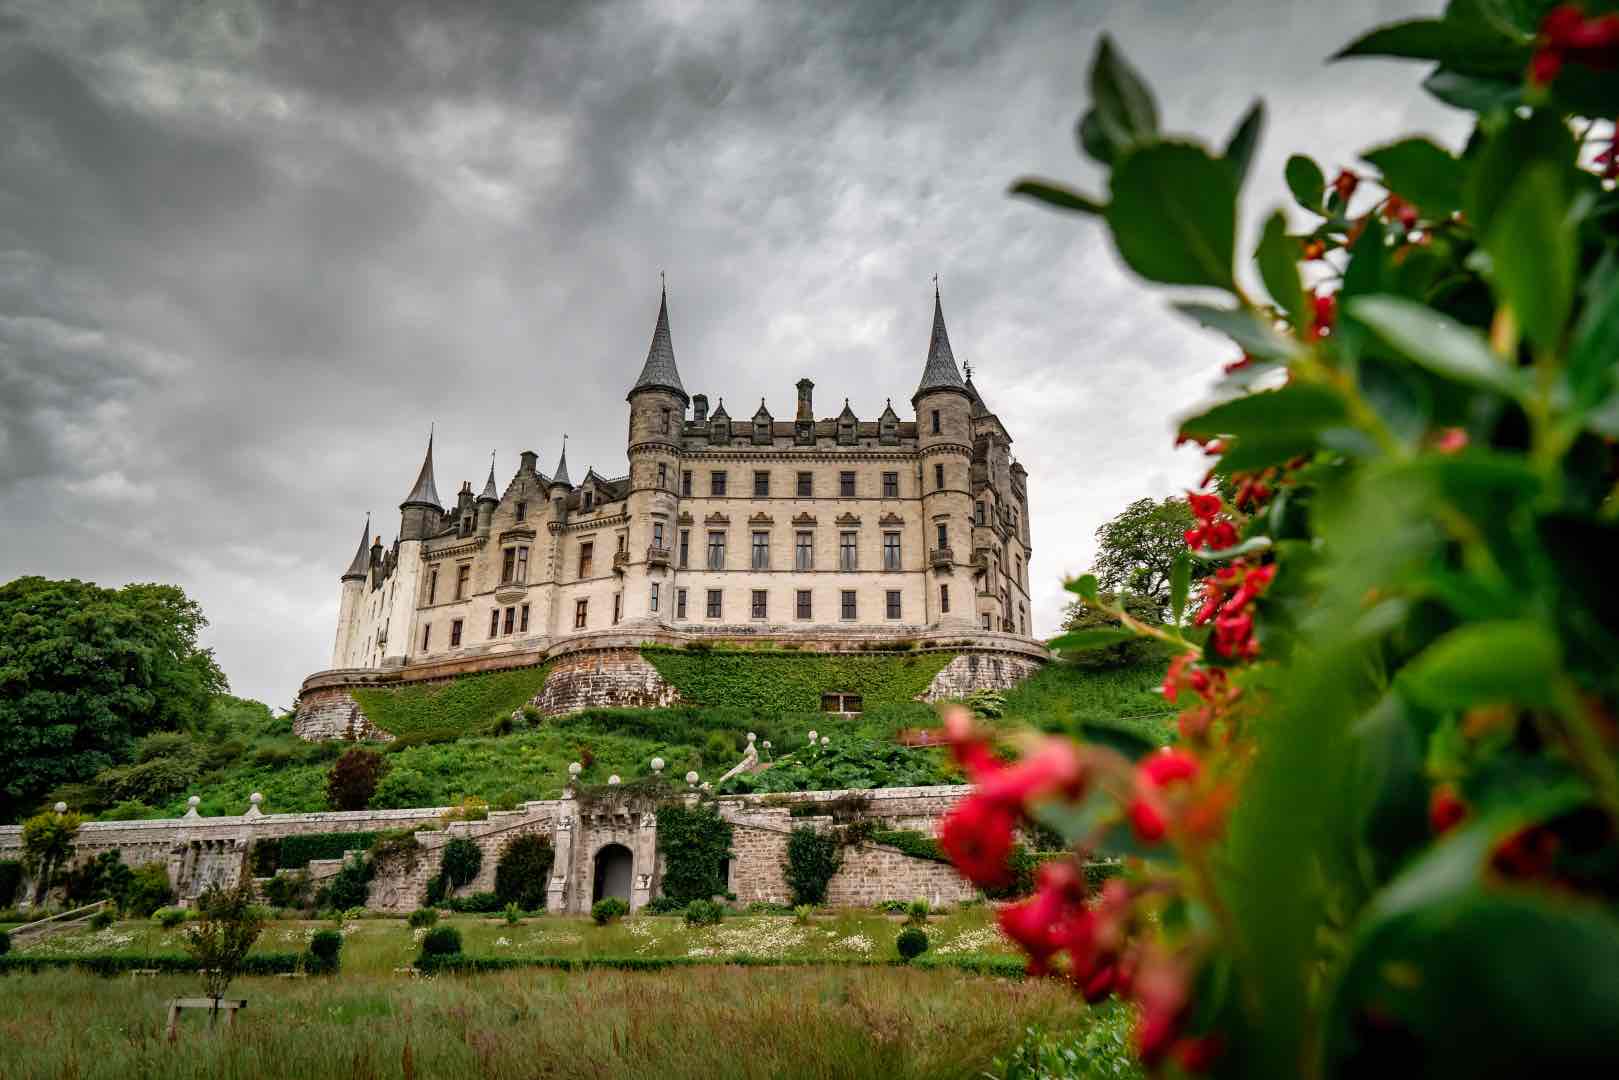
[896,927,929,962]
[407,907,438,929]
[306,928,343,974]
[591,897,629,925]
[155,907,186,929]
[419,925,462,958]
[683,899,724,926]
[440,837,483,889]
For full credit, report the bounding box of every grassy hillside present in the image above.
[350,665,552,737]
[643,646,954,712]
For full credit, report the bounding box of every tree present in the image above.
[1058,590,1162,669]
[20,810,81,903]
[1089,497,1216,619]
[0,577,226,822]
[184,879,263,1007]
[325,747,387,811]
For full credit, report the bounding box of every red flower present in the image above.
[1434,427,1469,454]
[1491,824,1561,880]
[1174,1034,1226,1073]
[1428,784,1468,835]
[1331,169,1358,205]
[1311,291,1337,339]
[1133,954,1192,1067]
[1384,194,1419,229]
[1187,491,1223,520]
[1531,47,1565,84]
[938,795,1018,888]
[974,737,1090,808]
[1141,748,1200,787]
[1128,797,1168,844]
[999,862,1088,975]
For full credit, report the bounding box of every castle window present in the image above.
[455,565,470,600]
[501,547,516,584]
[653,522,665,548]
[613,594,622,624]
[579,542,594,579]
[882,472,898,498]
[753,471,770,497]
[751,590,768,620]
[795,531,814,570]
[658,463,668,488]
[839,532,857,571]
[706,589,723,619]
[574,599,588,629]
[427,566,439,604]
[707,531,726,570]
[982,613,992,630]
[676,588,688,619]
[840,590,857,621]
[520,604,530,632]
[711,471,727,496]
[821,692,863,714]
[940,584,950,613]
[930,409,941,434]
[679,529,690,568]
[617,532,627,554]
[839,471,855,497]
[1020,603,1027,635]
[796,471,812,497]
[450,619,463,647]
[936,522,948,549]
[796,590,812,620]
[516,501,526,522]
[883,532,901,570]
[504,607,515,635]
[886,590,902,620]
[975,500,986,526]
[489,609,501,637]
[1016,555,1023,585]
[583,490,594,510]
[422,624,431,650]
[660,407,671,433]
[682,470,693,496]
[751,531,770,570]
[650,583,660,612]
[934,463,945,490]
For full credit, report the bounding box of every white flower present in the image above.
[494,937,511,948]
[835,934,874,953]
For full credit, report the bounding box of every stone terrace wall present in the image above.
[292,684,393,741]
[923,650,1044,700]
[532,648,679,716]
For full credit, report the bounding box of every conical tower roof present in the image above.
[628,285,689,402]
[552,439,572,488]
[913,286,969,404]
[478,455,500,503]
[965,375,989,417]
[401,432,442,509]
[341,515,372,580]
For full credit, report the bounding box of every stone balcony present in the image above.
[929,547,955,569]
[646,545,672,568]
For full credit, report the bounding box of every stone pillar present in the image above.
[630,811,657,912]
[548,811,575,914]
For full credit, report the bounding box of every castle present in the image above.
[298,288,1042,738]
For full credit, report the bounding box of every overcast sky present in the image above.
[0,0,1465,708]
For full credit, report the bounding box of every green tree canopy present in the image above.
[1088,496,1207,618]
[0,577,226,821]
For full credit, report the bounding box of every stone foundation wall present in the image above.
[531,648,680,716]
[292,684,393,742]
[923,650,1044,700]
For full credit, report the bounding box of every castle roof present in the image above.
[401,432,442,509]
[879,398,900,421]
[628,286,689,403]
[966,375,989,417]
[552,442,572,488]
[478,458,500,503]
[753,399,772,420]
[913,287,969,403]
[838,399,858,421]
[710,398,730,420]
[341,515,372,580]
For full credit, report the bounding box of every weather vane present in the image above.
[964,357,973,380]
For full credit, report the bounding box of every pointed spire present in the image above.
[628,283,689,402]
[552,435,572,488]
[838,398,857,420]
[478,452,500,503]
[710,398,730,420]
[401,430,442,509]
[913,283,969,403]
[341,515,372,580]
[880,397,899,421]
[753,398,772,420]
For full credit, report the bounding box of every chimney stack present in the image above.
[693,394,709,423]
[796,378,814,421]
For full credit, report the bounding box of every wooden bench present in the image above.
[165,997,247,1037]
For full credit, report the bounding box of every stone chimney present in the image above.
[692,394,709,424]
[520,449,538,474]
[796,378,814,421]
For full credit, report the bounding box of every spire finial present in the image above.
[963,358,973,380]
[932,273,939,298]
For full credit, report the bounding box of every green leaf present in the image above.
[1486,161,1574,352]
[1048,628,1138,654]
[1463,110,1576,238]
[1348,295,1526,399]
[1222,100,1264,190]
[1332,18,1531,78]
[1361,137,1466,216]
[1089,35,1159,148]
[1284,154,1326,214]
[1008,178,1105,216]
[1179,384,1349,442]
[1255,210,1306,326]
[1421,69,1520,113]
[1076,109,1119,167]
[1172,302,1298,361]
[1567,253,1619,413]
[1399,619,1560,709]
[1065,574,1099,602]
[1189,536,1273,563]
[1107,142,1237,290]
[1169,550,1191,626]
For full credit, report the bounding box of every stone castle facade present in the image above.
[323,289,1036,681]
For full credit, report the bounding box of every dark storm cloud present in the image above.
[0,0,1462,705]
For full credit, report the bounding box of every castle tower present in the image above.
[623,285,689,626]
[476,456,500,537]
[399,432,443,542]
[384,432,439,667]
[913,287,976,629]
[331,514,372,667]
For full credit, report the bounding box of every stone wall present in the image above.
[292,684,394,741]
[532,648,680,716]
[923,649,1044,700]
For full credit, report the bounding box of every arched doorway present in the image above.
[592,843,633,905]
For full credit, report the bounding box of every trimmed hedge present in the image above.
[252,832,380,874]
[0,953,301,976]
[641,647,954,713]
[655,803,733,905]
[415,952,1027,976]
[350,665,551,738]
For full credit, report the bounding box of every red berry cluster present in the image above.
[1192,559,1276,662]
[1162,653,1242,742]
[1310,290,1337,339]
[1183,491,1236,552]
[1532,4,1619,84]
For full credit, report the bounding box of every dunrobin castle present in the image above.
[294,288,1045,739]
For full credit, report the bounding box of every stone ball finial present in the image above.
[54,802,67,814]
[188,796,201,808]
[685,771,699,786]
[820,737,830,747]
[568,762,583,777]
[608,775,621,786]
[747,732,756,743]
[762,741,772,750]
[808,730,818,744]
[650,757,665,773]
[250,792,263,806]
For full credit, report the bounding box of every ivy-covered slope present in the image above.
[350,665,551,737]
[643,647,953,712]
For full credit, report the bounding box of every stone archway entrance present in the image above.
[592,843,633,905]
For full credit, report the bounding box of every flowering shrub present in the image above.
[942,7,1619,1076]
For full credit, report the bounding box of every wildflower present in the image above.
[997,861,1087,975]
[938,795,1018,888]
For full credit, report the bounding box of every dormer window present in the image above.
[515,501,527,522]
[583,489,594,510]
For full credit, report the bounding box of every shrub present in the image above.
[783,827,842,907]
[97,800,156,821]
[504,902,521,925]
[184,880,264,1002]
[305,928,343,975]
[591,897,629,925]
[794,904,815,924]
[62,850,132,906]
[906,898,930,926]
[440,837,483,889]
[422,874,447,907]
[155,907,187,928]
[314,854,373,911]
[683,899,724,926]
[122,862,174,917]
[875,899,909,914]
[407,907,439,929]
[325,747,387,811]
[419,925,462,958]
[654,803,733,905]
[259,872,311,912]
[493,833,554,911]
[896,927,929,962]
[20,810,81,901]
[442,892,503,914]
[89,909,114,930]
[371,768,435,810]
[0,861,21,907]
[642,896,685,914]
